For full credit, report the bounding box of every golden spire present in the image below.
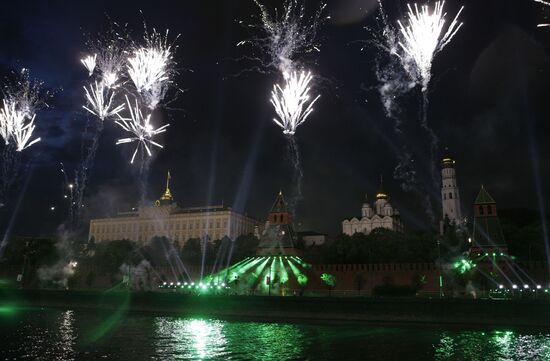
[376,174,388,200]
[159,171,173,201]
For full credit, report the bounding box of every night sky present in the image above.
[1,0,549,237]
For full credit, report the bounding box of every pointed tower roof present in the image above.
[156,171,173,206]
[270,190,288,213]
[257,190,297,255]
[474,185,495,204]
[376,175,388,200]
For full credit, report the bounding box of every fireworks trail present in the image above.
[67,23,178,226]
[69,34,127,227]
[369,1,463,223]
[115,95,169,164]
[286,135,303,215]
[241,0,326,219]
[270,70,319,213]
[0,69,49,206]
[398,1,463,202]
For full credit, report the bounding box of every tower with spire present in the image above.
[441,155,462,227]
[155,171,173,207]
[257,191,299,255]
[471,185,508,255]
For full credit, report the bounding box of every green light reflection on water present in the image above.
[154,317,306,361]
[434,330,550,360]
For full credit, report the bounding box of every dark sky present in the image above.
[0,0,549,237]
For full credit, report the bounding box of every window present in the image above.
[479,206,484,215]
[487,205,492,215]
[449,192,453,199]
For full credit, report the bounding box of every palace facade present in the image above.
[88,172,260,244]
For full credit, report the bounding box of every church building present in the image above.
[342,179,404,236]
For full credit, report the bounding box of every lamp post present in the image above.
[437,237,444,298]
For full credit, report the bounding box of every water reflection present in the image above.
[4,309,77,360]
[155,318,228,360]
[2,309,550,360]
[56,310,77,360]
[154,317,307,360]
[434,330,550,360]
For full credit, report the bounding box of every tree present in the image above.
[93,240,137,276]
[231,234,260,262]
[320,273,337,296]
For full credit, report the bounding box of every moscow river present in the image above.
[0,308,549,360]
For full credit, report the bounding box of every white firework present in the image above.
[82,81,125,120]
[12,113,41,151]
[115,96,169,163]
[534,0,550,27]
[87,30,129,88]
[270,70,320,135]
[102,71,119,88]
[127,29,176,109]
[0,98,41,151]
[0,99,16,145]
[0,69,49,151]
[397,1,464,91]
[80,54,97,76]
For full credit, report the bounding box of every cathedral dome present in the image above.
[441,157,455,169]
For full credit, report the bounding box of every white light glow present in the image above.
[270,70,320,135]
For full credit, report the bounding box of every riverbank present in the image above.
[1,288,550,327]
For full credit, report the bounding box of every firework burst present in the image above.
[11,113,41,151]
[0,69,49,151]
[82,81,125,120]
[80,54,97,77]
[115,96,169,164]
[239,0,327,74]
[271,70,320,135]
[0,99,40,151]
[397,1,464,91]
[127,29,178,109]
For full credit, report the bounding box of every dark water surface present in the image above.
[0,308,549,360]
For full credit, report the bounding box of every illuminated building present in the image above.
[441,155,463,226]
[88,172,259,244]
[256,191,300,255]
[341,178,403,236]
[470,185,508,255]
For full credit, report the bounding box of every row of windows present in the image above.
[478,205,493,215]
[97,231,228,243]
[92,218,231,234]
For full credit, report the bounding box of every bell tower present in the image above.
[441,155,462,225]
